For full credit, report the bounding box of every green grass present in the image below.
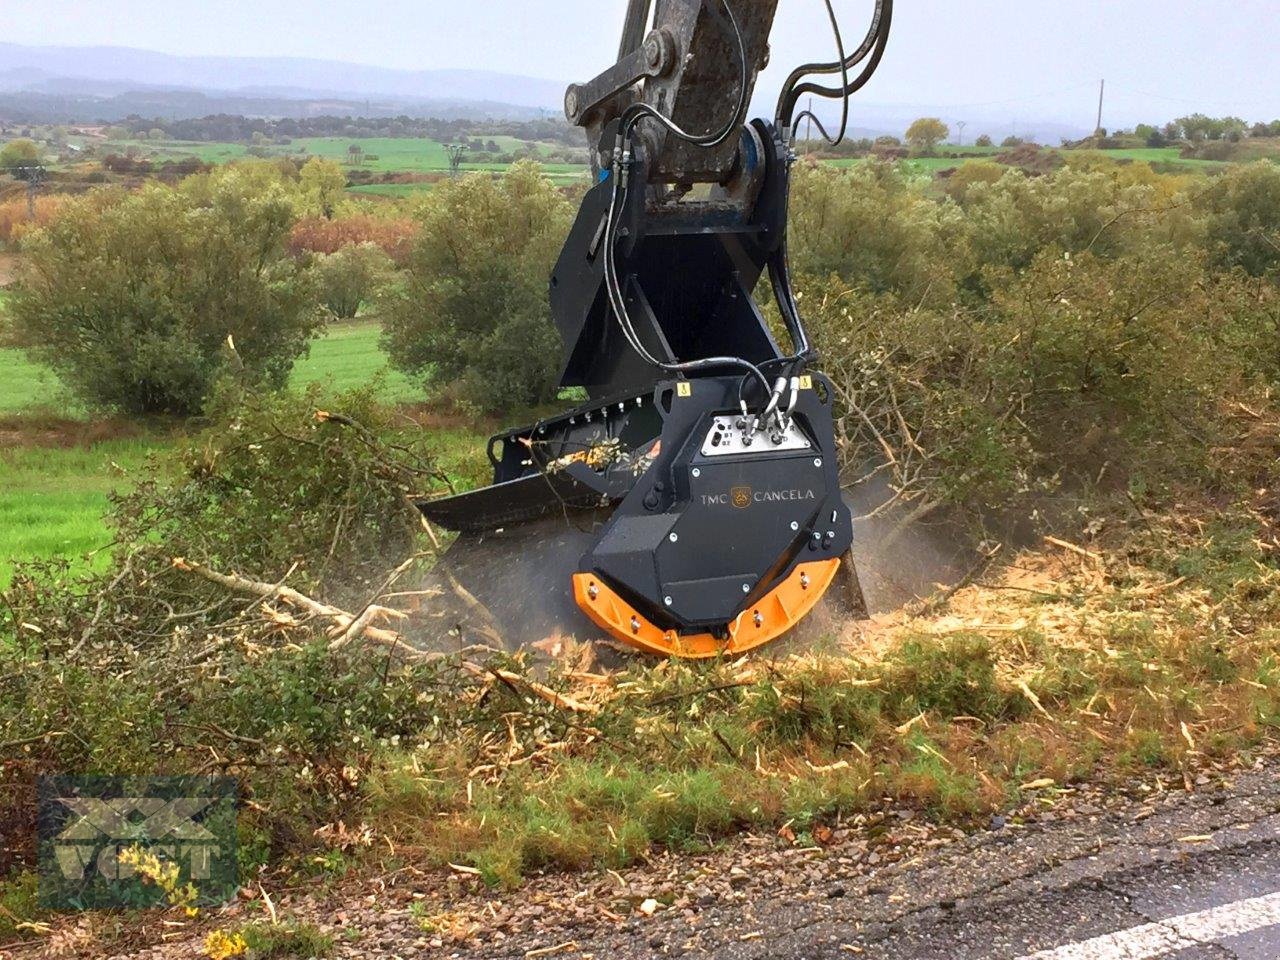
[98,136,590,183]
[0,436,169,588]
[292,320,421,402]
[0,346,80,416]
[0,320,418,419]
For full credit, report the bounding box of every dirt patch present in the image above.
[0,414,158,450]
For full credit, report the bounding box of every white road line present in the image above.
[1019,889,1280,960]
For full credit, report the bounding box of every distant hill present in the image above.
[0,42,1091,143]
[0,43,566,123]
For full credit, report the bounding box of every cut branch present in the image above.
[172,558,414,655]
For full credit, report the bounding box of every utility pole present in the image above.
[805,97,814,155]
[956,121,967,147]
[15,164,46,219]
[1095,79,1106,138]
[446,144,468,177]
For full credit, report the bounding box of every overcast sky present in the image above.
[9,0,1280,127]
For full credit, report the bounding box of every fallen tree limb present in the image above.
[172,558,412,654]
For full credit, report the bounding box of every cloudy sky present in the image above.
[8,0,1280,127]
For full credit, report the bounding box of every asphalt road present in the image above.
[454,764,1280,960]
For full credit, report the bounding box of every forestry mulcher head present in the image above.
[420,0,893,657]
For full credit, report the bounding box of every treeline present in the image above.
[119,113,584,146]
[7,153,1280,516]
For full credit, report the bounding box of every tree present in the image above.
[975,134,993,148]
[381,161,573,412]
[11,171,322,415]
[905,118,950,154]
[299,157,348,220]
[0,138,40,170]
[313,243,395,320]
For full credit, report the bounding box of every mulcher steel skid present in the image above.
[421,0,893,656]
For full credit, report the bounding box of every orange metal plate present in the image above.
[572,559,841,658]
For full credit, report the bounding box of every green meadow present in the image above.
[93,135,590,181]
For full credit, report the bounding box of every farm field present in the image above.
[821,144,1226,174]
[88,135,590,181]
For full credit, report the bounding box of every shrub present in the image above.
[298,156,348,220]
[289,213,418,264]
[788,160,970,306]
[381,161,572,412]
[804,245,1280,519]
[11,172,321,416]
[1201,161,1280,277]
[0,388,454,868]
[0,194,69,245]
[312,243,396,320]
[112,386,446,601]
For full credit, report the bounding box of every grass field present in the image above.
[0,436,170,588]
[291,320,421,401]
[821,144,1227,175]
[0,320,464,588]
[93,136,590,182]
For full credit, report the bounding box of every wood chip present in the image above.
[1180,721,1196,752]
[1021,778,1056,791]
[525,941,578,958]
[1044,536,1103,563]
[895,712,926,735]
[447,862,482,876]
[1178,835,1213,844]
[1014,679,1052,718]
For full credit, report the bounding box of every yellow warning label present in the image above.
[677,382,693,397]
[799,375,814,390]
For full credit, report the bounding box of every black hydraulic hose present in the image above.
[760,0,895,382]
[779,0,892,136]
[776,0,885,132]
[787,0,893,126]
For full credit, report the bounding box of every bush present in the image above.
[381,161,572,413]
[0,388,456,872]
[289,213,419,264]
[114,386,446,602]
[0,194,68,245]
[313,243,395,320]
[1201,161,1280,277]
[803,245,1280,519]
[788,160,970,306]
[11,171,322,416]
